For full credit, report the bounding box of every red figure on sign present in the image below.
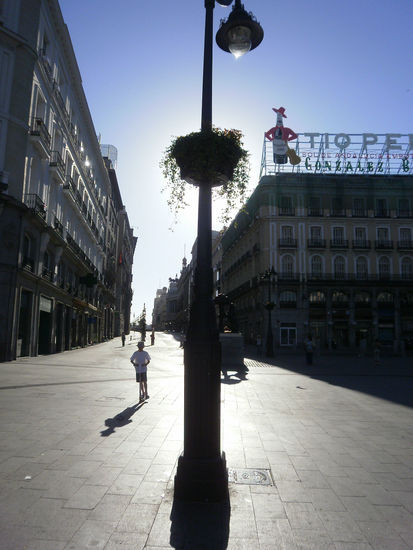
[265,107,300,165]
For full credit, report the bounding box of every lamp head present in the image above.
[216,1,263,58]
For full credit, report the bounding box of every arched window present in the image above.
[377,291,393,303]
[334,256,346,279]
[281,255,294,278]
[309,291,325,304]
[356,256,368,279]
[279,290,297,306]
[378,256,390,279]
[401,257,413,279]
[332,290,348,304]
[311,255,322,277]
[355,291,371,304]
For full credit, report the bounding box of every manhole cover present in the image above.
[228,468,273,485]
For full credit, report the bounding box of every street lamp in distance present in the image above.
[173,0,263,503]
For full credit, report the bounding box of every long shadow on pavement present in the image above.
[100,401,146,437]
[170,496,230,549]
[245,351,413,408]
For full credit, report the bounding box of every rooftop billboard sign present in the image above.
[261,132,413,177]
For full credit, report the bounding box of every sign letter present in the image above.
[334,134,351,149]
[385,134,402,151]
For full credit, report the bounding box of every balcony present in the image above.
[307,239,326,248]
[49,150,65,182]
[278,272,299,281]
[352,209,368,217]
[374,209,390,218]
[375,240,393,250]
[42,266,54,282]
[278,238,297,248]
[397,210,413,218]
[279,300,297,308]
[330,239,349,249]
[398,240,413,250]
[279,207,295,216]
[53,216,64,237]
[22,256,35,273]
[39,49,53,81]
[308,208,323,217]
[331,209,346,217]
[352,239,371,249]
[24,193,46,219]
[29,117,51,157]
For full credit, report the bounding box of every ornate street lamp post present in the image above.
[174,0,263,502]
[261,267,277,358]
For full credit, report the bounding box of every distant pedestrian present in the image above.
[130,341,151,401]
[150,331,155,346]
[373,339,381,366]
[121,332,126,347]
[304,335,314,365]
[256,335,262,355]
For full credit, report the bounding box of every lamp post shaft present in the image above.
[174,0,227,502]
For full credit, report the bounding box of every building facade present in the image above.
[220,172,413,354]
[0,0,136,361]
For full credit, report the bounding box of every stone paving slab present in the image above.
[0,335,412,549]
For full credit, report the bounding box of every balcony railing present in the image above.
[29,117,51,150]
[330,239,349,248]
[307,273,413,281]
[53,216,64,236]
[375,240,393,249]
[308,208,323,217]
[397,210,413,218]
[307,239,326,248]
[22,256,35,272]
[42,267,54,282]
[374,209,390,218]
[24,193,46,219]
[278,272,299,281]
[279,207,295,216]
[50,150,65,175]
[279,300,297,308]
[398,240,413,250]
[331,209,346,217]
[352,209,368,217]
[352,239,371,249]
[278,238,297,248]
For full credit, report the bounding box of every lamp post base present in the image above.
[174,452,228,502]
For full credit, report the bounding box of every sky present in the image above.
[58,0,413,322]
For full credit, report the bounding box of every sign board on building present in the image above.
[261,133,413,177]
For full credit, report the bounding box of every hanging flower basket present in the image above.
[160,127,250,224]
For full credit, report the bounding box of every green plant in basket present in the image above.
[160,127,250,224]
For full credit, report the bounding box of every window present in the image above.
[356,256,368,279]
[378,256,390,278]
[281,226,293,240]
[280,325,296,346]
[334,256,346,278]
[401,257,413,279]
[279,196,294,215]
[377,291,393,303]
[279,290,297,306]
[310,226,322,239]
[353,198,365,215]
[309,196,322,215]
[309,291,325,304]
[355,292,371,304]
[376,199,388,216]
[332,197,344,215]
[332,227,345,243]
[281,254,294,277]
[332,290,348,303]
[398,198,410,217]
[377,227,389,241]
[400,228,411,242]
[311,255,322,276]
[355,227,367,240]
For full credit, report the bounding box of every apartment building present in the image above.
[0,0,136,361]
[221,172,413,353]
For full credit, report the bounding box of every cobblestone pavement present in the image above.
[0,333,412,549]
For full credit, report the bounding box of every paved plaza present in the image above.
[0,332,412,549]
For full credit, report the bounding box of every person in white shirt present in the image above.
[130,341,151,401]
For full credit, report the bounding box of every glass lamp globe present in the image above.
[228,25,252,58]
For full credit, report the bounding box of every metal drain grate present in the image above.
[228,468,273,485]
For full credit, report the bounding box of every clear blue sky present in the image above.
[59,0,413,322]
